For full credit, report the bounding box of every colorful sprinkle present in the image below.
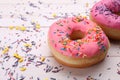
[20,67,27,71]
[20,26,27,31]
[24,43,32,47]
[86,3,89,7]
[13,53,24,62]
[52,13,57,18]
[18,58,24,63]
[15,26,20,30]
[9,26,14,30]
[2,47,9,54]
[36,23,41,29]
[40,56,46,62]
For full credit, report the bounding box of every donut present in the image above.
[48,16,110,68]
[90,0,120,40]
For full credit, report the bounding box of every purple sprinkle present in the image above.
[44,65,53,73]
[38,1,42,4]
[29,3,37,7]
[4,55,10,61]
[117,69,120,75]
[12,60,18,67]
[107,68,111,70]
[20,75,26,80]
[73,77,77,80]
[31,41,36,45]
[50,78,56,80]
[37,77,40,80]
[99,73,102,77]
[19,15,27,21]
[35,61,45,67]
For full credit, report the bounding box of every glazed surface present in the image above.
[48,17,109,58]
[90,0,120,29]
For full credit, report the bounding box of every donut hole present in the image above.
[69,30,85,40]
[117,13,120,15]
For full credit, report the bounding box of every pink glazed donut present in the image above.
[48,16,110,68]
[90,0,120,40]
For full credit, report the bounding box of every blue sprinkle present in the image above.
[60,48,66,51]
[59,31,64,33]
[77,47,80,50]
[101,45,106,51]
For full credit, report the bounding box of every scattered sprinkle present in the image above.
[117,69,120,75]
[2,47,9,54]
[15,26,20,30]
[50,78,56,80]
[19,26,27,31]
[40,56,46,62]
[13,53,21,59]
[52,13,57,18]
[99,73,102,77]
[86,3,89,7]
[18,58,24,63]
[36,23,41,29]
[24,43,32,47]
[20,67,27,71]
[9,26,14,30]
[13,53,24,63]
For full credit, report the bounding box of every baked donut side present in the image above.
[48,16,110,68]
[90,0,120,40]
[48,40,109,68]
[90,16,120,40]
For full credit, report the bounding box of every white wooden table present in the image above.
[0,0,120,80]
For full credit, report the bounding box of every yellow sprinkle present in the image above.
[83,16,87,19]
[9,26,14,30]
[81,15,87,19]
[2,51,6,54]
[52,13,57,17]
[18,58,24,63]
[13,53,24,62]
[40,56,45,62]
[15,26,20,30]
[86,3,89,7]
[44,78,49,80]
[36,23,41,29]
[2,47,9,54]
[20,67,26,71]
[13,53,21,59]
[79,15,87,19]
[13,53,19,57]
[24,43,32,47]
[20,26,26,31]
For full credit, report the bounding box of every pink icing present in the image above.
[48,17,109,58]
[102,0,120,13]
[90,0,120,29]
